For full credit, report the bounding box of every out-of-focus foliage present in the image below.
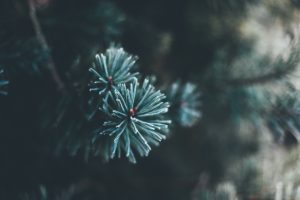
[0,68,9,95]
[166,81,201,127]
[22,184,106,200]
[4,0,300,200]
[0,38,48,74]
[267,89,300,145]
[193,178,238,200]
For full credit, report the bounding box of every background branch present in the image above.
[28,0,65,90]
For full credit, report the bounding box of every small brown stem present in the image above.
[28,0,65,90]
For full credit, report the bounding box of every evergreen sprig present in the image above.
[166,81,201,127]
[93,78,171,163]
[89,47,139,97]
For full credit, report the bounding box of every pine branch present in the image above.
[226,65,295,86]
[94,78,171,163]
[28,0,65,90]
[89,47,139,97]
[226,51,299,87]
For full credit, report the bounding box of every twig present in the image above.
[28,0,65,90]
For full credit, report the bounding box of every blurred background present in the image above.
[1,0,300,199]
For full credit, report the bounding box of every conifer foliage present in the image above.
[6,0,300,200]
[96,78,171,163]
[89,47,139,97]
[166,81,201,127]
[88,47,193,163]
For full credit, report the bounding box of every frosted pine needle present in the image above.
[89,47,139,97]
[94,78,171,163]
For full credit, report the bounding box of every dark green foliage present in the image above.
[22,186,48,200]
[3,0,300,200]
[196,190,234,200]
[0,37,48,74]
[193,181,237,200]
[41,0,125,63]
[226,159,261,199]
[205,0,258,12]
[22,185,76,200]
